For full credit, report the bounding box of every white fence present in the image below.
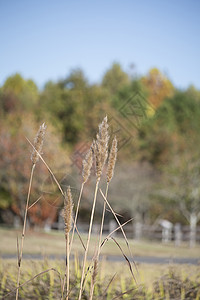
[51,219,200,246]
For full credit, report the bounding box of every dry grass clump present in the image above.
[153,268,200,299]
[13,116,141,300]
[3,260,200,299]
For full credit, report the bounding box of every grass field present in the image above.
[0,227,200,258]
[1,258,200,299]
[1,227,200,299]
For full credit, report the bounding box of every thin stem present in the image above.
[66,233,70,300]
[26,137,86,250]
[99,188,139,282]
[78,180,99,300]
[69,182,84,253]
[89,183,109,300]
[28,196,42,210]
[61,233,70,300]
[98,183,109,252]
[16,163,35,300]
[7,267,63,299]
[26,137,64,197]
[101,218,134,249]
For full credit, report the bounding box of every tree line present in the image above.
[1,63,200,243]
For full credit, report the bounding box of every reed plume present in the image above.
[82,144,94,184]
[16,123,46,300]
[31,122,46,165]
[78,116,109,300]
[90,136,117,299]
[107,136,118,183]
[62,186,73,300]
[63,187,73,238]
[93,116,109,180]
[90,136,118,299]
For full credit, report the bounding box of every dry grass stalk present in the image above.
[62,187,73,300]
[16,123,46,300]
[89,257,98,300]
[31,122,46,164]
[27,136,86,251]
[99,188,139,284]
[107,136,118,183]
[78,117,108,300]
[111,237,137,284]
[78,180,99,300]
[89,136,118,299]
[70,144,94,253]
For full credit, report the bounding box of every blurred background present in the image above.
[0,0,200,247]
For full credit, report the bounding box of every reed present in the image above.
[62,186,73,299]
[90,136,118,299]
[12,116,140,300]
[89,256,98,300]
[16,123,46,300]
[69,144,93,253]
[78,116,109,300]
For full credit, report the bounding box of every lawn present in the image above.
[0,226,200,258]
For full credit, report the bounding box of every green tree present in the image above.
[1,73,38,113]
[102,63,130,94]
[139,89,200,245]
[138,90,200,165]
[40,70,89,144]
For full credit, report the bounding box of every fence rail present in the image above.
[51,219,200,246]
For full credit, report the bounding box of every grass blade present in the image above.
[111,237,137,284]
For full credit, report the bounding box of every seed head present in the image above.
[62,186,74,238]
[31,122,46,164]
[93,140,102,180]
[82,144,93,183]
[94,116,109,180]
[92,257,98,285]
[107,136,118,183]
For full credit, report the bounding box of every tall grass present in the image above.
[12,116,140,299]
[16,123,46,300]
[2,260,200,299]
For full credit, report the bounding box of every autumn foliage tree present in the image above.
[142,68,174,108]
[0,113,70,226]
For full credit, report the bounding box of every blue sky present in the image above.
[0,0,199,89]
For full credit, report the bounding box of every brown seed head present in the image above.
[31,122,46,164]
[82,144,93,183]
[92,257,98,285]
[62,186,74,238]
[107,136,118,183]
[93,140,102,180]
[94,116,109,180]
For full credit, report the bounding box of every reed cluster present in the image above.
[14,116,138,300]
